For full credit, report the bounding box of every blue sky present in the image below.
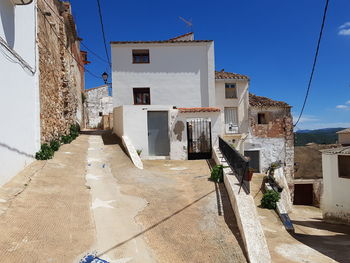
[71,0,350,130]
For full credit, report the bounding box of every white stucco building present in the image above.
[321,147,350,224]
[112,33,250,160]
[337,128,350,146]
[85,85,113,128]
[0,0,40,185]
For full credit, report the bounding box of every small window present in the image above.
[224,107,238,125]
[338,155,350,178]
[225,83,237,98]
[133,88,150,105]
[99,112,103,116]
[258,113,268,124]
[132,49,150,64]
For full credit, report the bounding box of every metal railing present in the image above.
[218,136,250,194]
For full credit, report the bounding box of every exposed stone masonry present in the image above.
[249,104,295,198]
[38,0,83,143]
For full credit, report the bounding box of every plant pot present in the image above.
[247,171,254,181]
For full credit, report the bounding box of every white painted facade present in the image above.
[215,79,249,135]
[111,34,249,159]
[113,105,221,160]
[322,149,350,224]
[0,0,40,185]
[112,41,215,108]
[85,85,113,128]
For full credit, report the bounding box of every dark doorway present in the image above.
[294,184,313,205]
[244,150,260,172]
[187,119,212,160]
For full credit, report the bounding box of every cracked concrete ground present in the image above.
[0,132,247,262]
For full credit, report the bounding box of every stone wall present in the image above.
[247,106,294,196]
[38,0,83,143]
[85,85,113,128]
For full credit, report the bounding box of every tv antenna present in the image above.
[179,16,193,32]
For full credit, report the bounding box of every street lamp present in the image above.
[102,72,108,84]
[11,0,34,5]
[101,72,112,96]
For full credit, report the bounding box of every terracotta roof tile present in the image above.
[111,40,212,44]
[337,128,350,134]
[215,70,249,80]
[178,107,221,113]
[249,93,290,107]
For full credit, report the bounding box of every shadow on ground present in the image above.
[291,218,350,263]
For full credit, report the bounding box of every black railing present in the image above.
[218,136,250,194]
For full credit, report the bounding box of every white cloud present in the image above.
[339,22,350,29]
[292,114,319,123]
[346,100,350,105]
[338,22,350,35]
[297,122,350,130]
[336,105,350,110]
[339,29,350,36]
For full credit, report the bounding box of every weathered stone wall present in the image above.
[248,106,294,195]
[38,0,83,143]
[85,85,113,128]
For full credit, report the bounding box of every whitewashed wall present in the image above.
[215,79,249,134]
[170,111,221,160]
[111,42,215,108]
[113,106,221,159]
[244,137,285,173]
[0,1,40,185]
[86,85,113,128]
[322,153,350,224]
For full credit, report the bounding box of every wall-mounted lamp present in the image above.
[102,72,108,84]
[11,0,34,5]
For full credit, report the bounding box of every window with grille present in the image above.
[225,83,237,98]
[133,88,150,105]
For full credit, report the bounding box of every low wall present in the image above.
[213,147,271,263]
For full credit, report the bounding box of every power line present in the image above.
[37,5,101,80]
[80,42,110,65]
[41,0,110,67]
[96,0,112,68]
[294,0,330,127]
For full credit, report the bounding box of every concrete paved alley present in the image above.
[0,132,247,262]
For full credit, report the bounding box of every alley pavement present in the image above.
[0,132,247,262]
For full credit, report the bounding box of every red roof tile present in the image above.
[178,107,221,113]
[249,93,290,107]
[215,70,249,80]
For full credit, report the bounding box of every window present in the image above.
[225,83,237,98]
[224,107,238,125]
[99,112,103,116]
[133,88,150,105]
[338,155,350,178]
[132,49,150,63]
[258,113,268,124]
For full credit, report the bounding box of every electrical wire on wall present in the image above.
[0,2,37,76]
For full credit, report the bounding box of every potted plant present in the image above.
[246,168,255,181]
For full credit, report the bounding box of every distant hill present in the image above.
[294,128,346,146]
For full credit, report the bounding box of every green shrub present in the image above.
[50,140,60,151]
[61,134,73,144]
[69,124,80,139]
[210,165,224,183]
[261,190,280,209]
[35,143,54,160]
